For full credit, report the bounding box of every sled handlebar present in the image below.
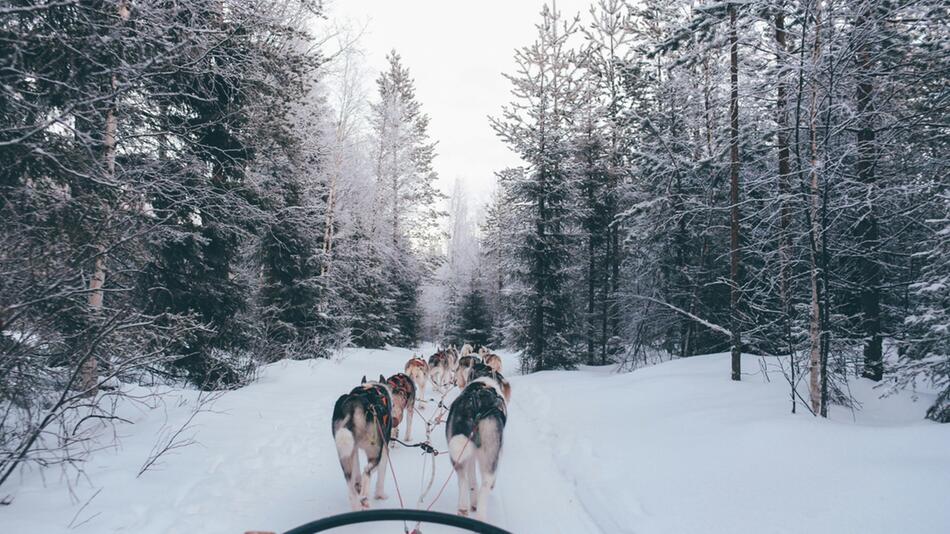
[280,509,513,534]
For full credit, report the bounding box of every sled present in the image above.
[247,508,513,534]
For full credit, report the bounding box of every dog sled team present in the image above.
[331,344,510,522]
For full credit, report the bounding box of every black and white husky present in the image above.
[332,376,393,510]
[446,375,511,521]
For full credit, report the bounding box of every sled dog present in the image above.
[446,375,510,521]
[460,343,474,357]
[386,372,416,442]
[483,353,502,374]
[455,355,482,388]
[404,356,429,404]
[444,344,460,370]
[331,376,393,510]
[469,363,511,402]
[428,351,452,389]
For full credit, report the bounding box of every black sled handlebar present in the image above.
[283,508,513,534]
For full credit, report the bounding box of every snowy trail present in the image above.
[6,347,600,533]
[5,348,950,533]
[493,393,603,533]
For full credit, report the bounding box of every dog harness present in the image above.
[387,373,415,397]
[466,381,508,424]
[349,384,392,436]
[470,363,504,383]
[407,358,428,371]
[459,355,482,367]
[428,352,447,366]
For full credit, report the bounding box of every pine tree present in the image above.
[580,0,633,364]
[492,4,581,371]
[457,282,493,349]
[336,220,397,349]
[136,1,318,387]
[900,192,950,422]
[0,0,332,486]
[256,180,325,358]
[369,51,443,348]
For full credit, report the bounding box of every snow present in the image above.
[3,348,949,533]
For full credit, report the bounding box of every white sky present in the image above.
[326,0,592,207]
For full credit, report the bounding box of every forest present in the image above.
[1,0,948,532]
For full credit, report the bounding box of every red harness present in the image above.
[351,384,392,431]
[406,358,428,372]
[387,373,414,398]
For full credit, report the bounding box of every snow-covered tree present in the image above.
[364,51,445,347]
[492,4,582,371]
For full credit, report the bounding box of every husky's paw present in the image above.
[457,508,469,517]
[374,492,389,500]
[360,497,370,509]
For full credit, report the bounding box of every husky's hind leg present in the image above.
[474,418,503,522]
[453,457,470,516]
[449,434,474,516]
[373,446,389,500]
[466,458,479,512]
[345,451,362,510]
[405,395,415,441]
[475,461,497,522]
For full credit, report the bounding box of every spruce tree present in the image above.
[492,4,580,371]
[458,283,493,349]
[369,51,443,348]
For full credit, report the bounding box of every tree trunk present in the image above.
[321,150,340,277]
[855,6,883,382]
[82,0,130,396]
[728,3,742,382]
[776,3,796,413]
[587,224,596,365]
[392,141,400,248]
[536,190,547,372]
[807,1,825,416]
[82,253,106,395]
[601,237,610,365]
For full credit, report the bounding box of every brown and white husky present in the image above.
[444,344,460,370]
[385,372,416,442]
[404,356,429,404]
[428,350,453,389]
[483,353,503,374]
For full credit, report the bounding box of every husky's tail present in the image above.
[334,415,355,458]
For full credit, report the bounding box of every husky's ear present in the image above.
[379,374,386,384]
[501,381,512,403]
[361,375,367,384]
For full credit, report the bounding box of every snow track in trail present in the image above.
[5,347,950,534]
[496,385,604,534]
[507,380,639,534]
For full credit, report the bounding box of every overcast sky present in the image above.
[326,0,592,207]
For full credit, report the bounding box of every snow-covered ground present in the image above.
[4,347,950,533]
